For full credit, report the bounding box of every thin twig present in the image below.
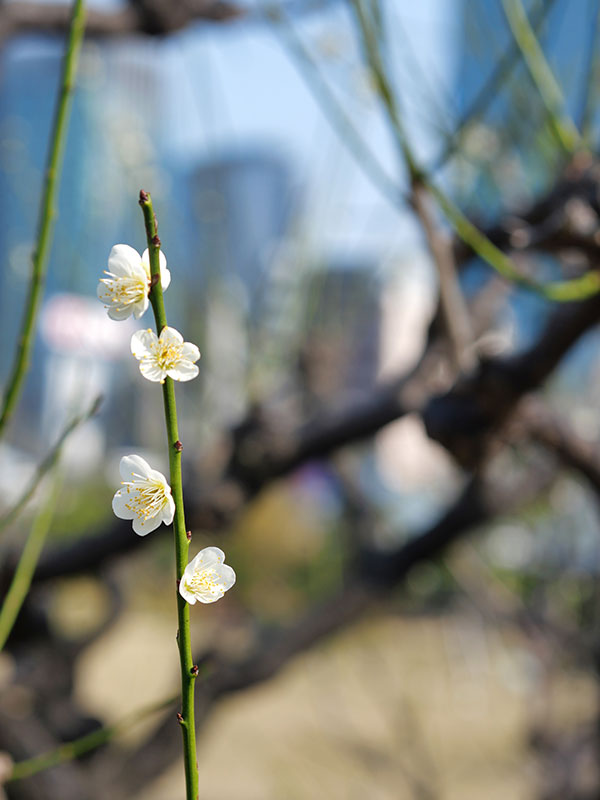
[411,183,477,371]
[350,0,600,305]
[268,7,400,206]
[579,0,600,141]
[276,0,599,303]
[431,0,558,171]
[501,0,580,154]
[350,0,475,368]
[7,694,177,783]
[139,191,198,800]
[0,476,62,651]
[0,397,101,532]
[0,0,86,438]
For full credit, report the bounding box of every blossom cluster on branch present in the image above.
[98,243,235,604]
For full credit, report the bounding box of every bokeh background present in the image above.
[2,0,600,798]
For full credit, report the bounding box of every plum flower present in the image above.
[179,547,236,605]
[112,454,175,535]
[97,244,171,321]
[131,326,200,384]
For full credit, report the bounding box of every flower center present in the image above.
[153,339,184,372]
[186,568,221,596]
[101,271,148,309]
[122,475,170,521]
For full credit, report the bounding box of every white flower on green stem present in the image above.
[112,454,175,535]
[130,326,200,384]
[179,547,236,605]
[97,244,171,320]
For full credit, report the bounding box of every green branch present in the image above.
[138,191,198,800]
[269,7,400,206]
[8,694,176,782]
[0,476,62,652]
[0,0,86,438]
[579,0,600,142]
[349,0,600,302]
[428,183,600,301]
[501,0,581,154]
[0,396,101,533]
[432,0,558,170]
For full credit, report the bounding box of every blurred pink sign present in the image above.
[41,293,134,360]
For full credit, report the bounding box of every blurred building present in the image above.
[0,36,165,460]
[187,151,295,426]
[299,265,380,416]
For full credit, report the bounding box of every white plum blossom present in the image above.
[97,244,171,321]
[130,326,200,384]
[112,454,175,536]
[179,547,236,605]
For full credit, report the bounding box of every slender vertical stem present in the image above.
[138,191,198,800]
[0,476,62,652]
[351,0,475,369]
[0,0,86,438]
[579,0,600,142]
[411,183,476,372]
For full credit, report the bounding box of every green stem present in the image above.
[138,191,198,800]
[501,0,581,154]
[8,694,177,782]
[432,0,558,171]
[0,476,62,652]
[579,0,600,142]
[350,0,419,177]
[0,0,86,439]
[428,183,600,301]
[349,0,600,303]
[269,7,400,207]
[0,396,100,533]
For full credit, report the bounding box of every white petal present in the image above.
[191,546,226,571]
[197,588,225,604]
[132,296,150,319]
[160,265,171,291]
[167,362,199,382]
[160,494,176,526]
[119,454,153,481]
[132,514,163,536]
[107,305,134,321]
[108,244,143,277]
[148,468,169,485]
[131,329,156,359]
[159,326,183,346]
[141,249,170,290]
[181,342,200,363]
[97,281,112,301]
[112,489,133,519]
[139,362,166,382]
[216,563,236,591]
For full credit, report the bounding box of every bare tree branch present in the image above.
[0,1,243,40]
[519,398,600,500]
[100,463,555,797]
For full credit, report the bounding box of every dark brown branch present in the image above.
[0,0,335,39]
[26,285,600,582]
[454,160,600,265]
[0,0,243,40]
[28,370,419,581]
[519,399,600,500]
[101,466,552,797]
[423,289,600,466]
